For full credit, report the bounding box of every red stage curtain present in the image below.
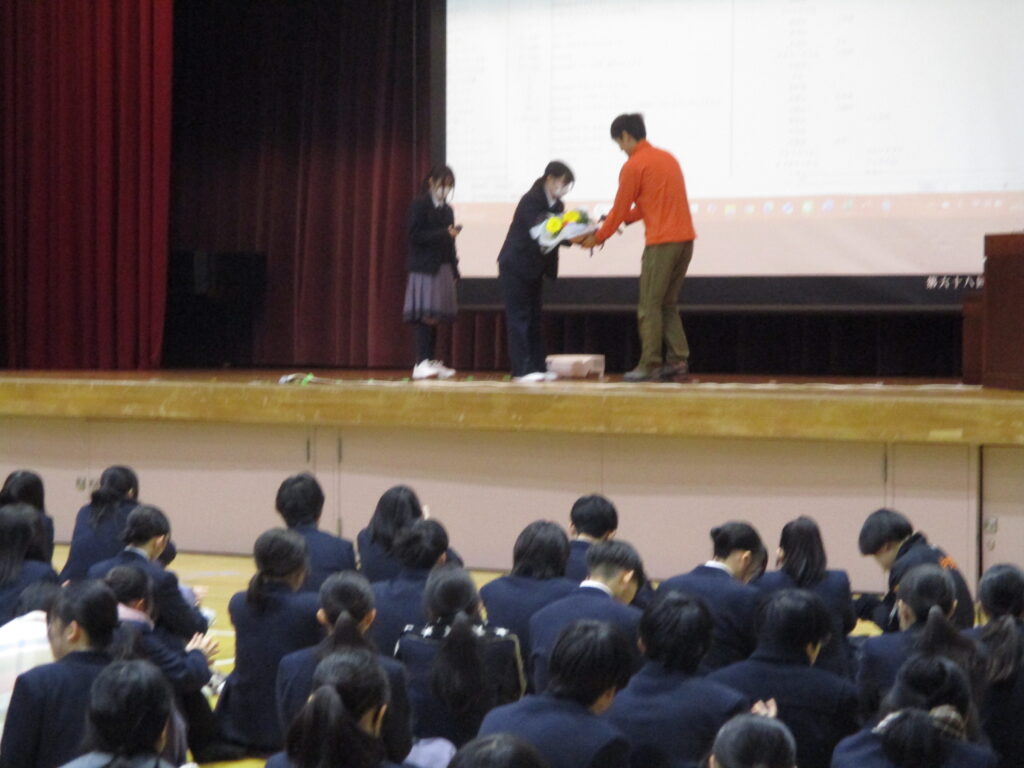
[1,0,173,369]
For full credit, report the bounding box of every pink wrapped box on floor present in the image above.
[545,354,605,379]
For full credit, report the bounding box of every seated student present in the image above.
[0,505,58,625]
[657,522,766,671]
[396,564,524,748]
[755,516,856,678]
[857,563,983,719]
[833,655,996,768]
[266,649,407,768]
[449,734,550,768]
[60,466,139,582]
[479,521,577,664]
[0,582,59,738]
[276,571,412,763]
[708,590,857,768]
[707,714,798,768]
[966,563,1024,768]
[565,495,619,582]
[605,590,748,768]
[528,541,643,693]
[215,528,323,754]
[87,505,207,640]
[479,620,632,768]
[0,580,118,768]
[275,473,356,591]
[857,508,974,631]
[60,659,178,768]
[358,485,463,583]
[0,470,54,565]
[370,518,450,655]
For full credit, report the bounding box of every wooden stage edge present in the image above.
[2,369,1024,446]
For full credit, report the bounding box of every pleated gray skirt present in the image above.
[403,263,458,323]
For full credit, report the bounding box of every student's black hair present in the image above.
[609,113,647,141]
[530,160,575,193]
[367,485,424,554]
[393,518,448,570]
[546,620,633,706]
[977,563,1024,683]
[755,589,833,653]
[422,165,456,192]
[0,471,50,561]
[247,528,308,612]
[89,465,139,526]
[276,473,325,527]
[898,564,979,678]
[155,540,178,567]
[858,508,913,556]
[121,505,170,546]
[585,539,645,588]
[710,522,764,560]
[286,649,390,768]
[450,733,551,768]
[876,655,977,767]
[104,565,154,607]
[48,580,120,650]
[569,494,618,538]
[82,659,173,765]
[319,571,375,658]
[709,714,797,768]
[0,504,35,586]
[14,580,61,617]
[778,516,827,588]
[511,521,569,580]
[639,590,712,674]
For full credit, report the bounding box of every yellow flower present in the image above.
[563,210,581,224]
[545,216,564,234]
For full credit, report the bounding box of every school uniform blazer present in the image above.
[708,643,858,768]
[265,754,408,768]
[527,586,641,694]
[755,569,857,678]
[407,193,458,275]
[497,184,563,281]
[59,501,136,582]
[369,567,433,656]
[215,583,322,752]
[356,528,463,584]
[87,549,207,639]
[965,622,1024,768]
[855,626,921,717]
[657,565,762,671]
[480,692,629,768]
[395,622,525,746]
[275,642,412,763]
[289,524,356,592]
[121,619,211,694]
[0,650,111,768]
[480,574,578,663]
[0,561,58,625]
[605,660,748,768]
[831,727,997,768]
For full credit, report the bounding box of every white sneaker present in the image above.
[543,371,559,381]
[431,360,456,379]
[513,371,548,383]
[412,360,439,380]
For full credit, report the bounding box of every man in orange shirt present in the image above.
[581,114,696,382]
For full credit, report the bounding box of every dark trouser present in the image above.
[636,240,694,370]
[413,322,437,365]
[499,270,546,377]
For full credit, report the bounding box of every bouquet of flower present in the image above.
[530,209,597,253]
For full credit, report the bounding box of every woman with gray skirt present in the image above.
[404,165,461,380]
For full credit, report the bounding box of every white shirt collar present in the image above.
[579,579,613,596]
[544,188,556,207]
[703,560,733,575]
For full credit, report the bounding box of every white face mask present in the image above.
[551,184,568,200]
[433,184,453,203]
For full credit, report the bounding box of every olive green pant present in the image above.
[636,240,694,370]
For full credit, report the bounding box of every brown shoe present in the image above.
[623,367,657,382]
[660,361,689,380]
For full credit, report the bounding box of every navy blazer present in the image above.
[59,500,136,582]
[832,727,997,768]
[0,560,58,625]
[755,569,857,678]
[480,692,630,768]
[289,524,356,591]
[356,528,463,584]
[605,660,747,768]
[497,183,563,281]
[856,626,921,717]
[0,650,111,768]
[395,622,525,746]
[369,567,433,656]
[406,193,458,275]
[275,643,412,763]
[122,619,211,694]
[658,565,762,670]
[87,549,206,639]
[480,574,577,663]
[527,586,641,694]
[709,643,858,768]
[215,583,322,752]
[265,755,407,768]
[965,622,1024,768]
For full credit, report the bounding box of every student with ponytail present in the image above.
[61,466,140,581]
[276,572,412,762]
[267,649,406,768]
[833,655,995,768]
[396,564,524,748]
[215,528,322,754]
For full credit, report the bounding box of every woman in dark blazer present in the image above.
[0,505,58,624]
[60,465,139,582]
[215,528,322,754]
[755,516,856,677]
[0,469,55,565]
[497,161,575,382]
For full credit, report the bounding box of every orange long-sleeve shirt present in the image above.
[594,139,696,246]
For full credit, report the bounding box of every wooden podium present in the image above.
[982,233,1024,390]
